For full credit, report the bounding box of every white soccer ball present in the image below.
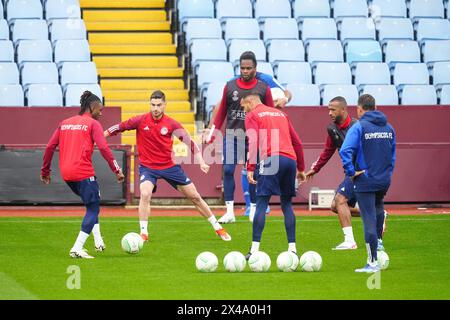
[271,87,286,102]
[276,251,299,272]
[196,251,218,272]
[299,251,322,272]
[223,251,246,272]
[121,232,144,254]
[377,251,390,270]
[248,251,271,272]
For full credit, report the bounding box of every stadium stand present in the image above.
[25,83,63,106]
[276,62,312,85]
[184,18,222,46]
[362,85,399,105]
[0,84,23,106]
[400,85,438,105]
[216,0,253,22]
[21,62,59,86]
[0,40,14,61]
[286,83,321,106]
[322,84,359,105]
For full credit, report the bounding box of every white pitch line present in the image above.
[0,218,449,224]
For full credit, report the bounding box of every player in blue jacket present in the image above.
[339,94,396,273]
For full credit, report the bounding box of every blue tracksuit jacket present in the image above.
[339,110,396,192]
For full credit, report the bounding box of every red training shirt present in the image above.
[41,113,121,182]
[245,104,305,172]
[311,115,352,173]
[106,113,200,170]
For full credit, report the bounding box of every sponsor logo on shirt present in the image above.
[364,132,393,140]
[232,90,239,101]
[61,124,88,131]
[160,127,168,135]
[144,126,150,131]
[230,110,246,120]
[257,111,285,118]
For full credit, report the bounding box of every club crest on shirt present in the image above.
[232,90,239,101]
[160,127,169,135]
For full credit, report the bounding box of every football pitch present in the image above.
[0,215,449,300]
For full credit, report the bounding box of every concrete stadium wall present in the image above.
[0,107,121,144]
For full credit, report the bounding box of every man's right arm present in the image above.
[104,115,144,137]
[41,126,61,181]
[204,85,227,143]
[309,135,337,175]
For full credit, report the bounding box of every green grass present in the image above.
[0,215,449,300]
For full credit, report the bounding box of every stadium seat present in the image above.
[307,40,343,66]
[333,0,368,22]
[190,39,227,72]
[369,0,407,19]
[268,39,305,66]
[255,61,274,76]
[229,39,266,67]
[6,0,43,23]
[65,83,103,106]
[301,18,337,45]
[12,19,48,45]
[400,85,437,105]
[254,0,292,23]
[276,61,311,85]
[197,61,234,92]
[432,61,450,88]
[224,19,260,45]
[45,0,81,21]
[293,0,330,22]
[203,81,226,121]
[263,18,299,45]
[0,2,3,19]
[416,19,450,47]
[17,40,52,66]
[60,62,98,88]
[0,19,8,39]
[54,39,91,66]
[184,19,222,46]
[21,62,58,86]
[178,0,214,30]
[377,18,414,47]
[362,85,399,105]
[345,40,382,66]
[49,19,87,44]
[322,84,359,105]
[0,84,24,106]
[285,83,320,106]
[0,62,19,84]
[422,40,450,68]
[314,62,352,85]
[384,40,421,69]
[0,40,14,61]
[339,18,376,44]
[409,0,444,23]
[354,62,391,89]
[393,63,429,89]
[25,83,63,106]
[216,0,252,23]
[439,85,450,104]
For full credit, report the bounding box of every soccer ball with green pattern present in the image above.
[121,232,143,254]
[299,251,322,272]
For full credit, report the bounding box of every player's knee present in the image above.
[330,200,339,214]
[188,192,202,204]
[223,164,235,177]
[140,188,153,201]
